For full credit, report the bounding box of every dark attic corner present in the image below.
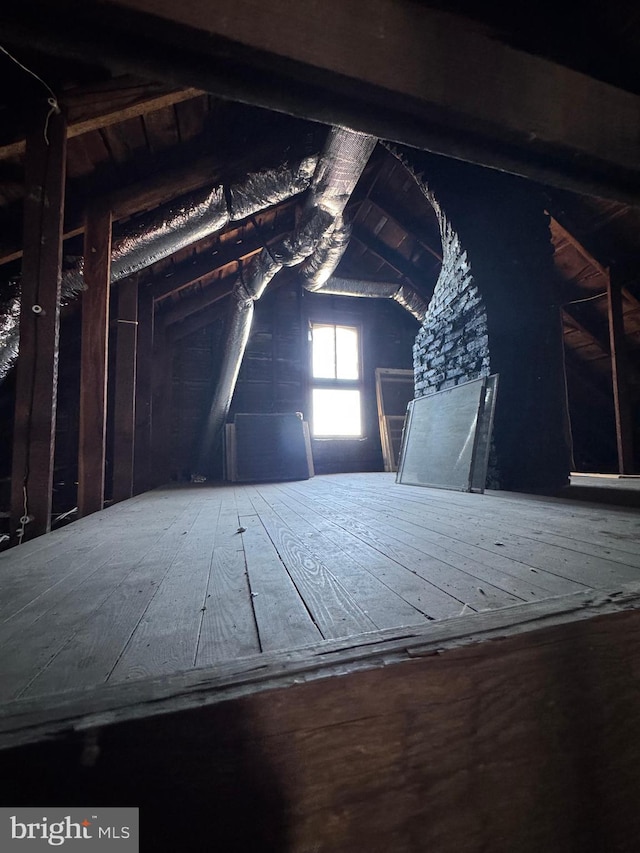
[0,2,640,852]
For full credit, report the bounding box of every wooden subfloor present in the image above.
[1,473,639,703]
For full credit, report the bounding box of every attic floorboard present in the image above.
[0,473,639,704]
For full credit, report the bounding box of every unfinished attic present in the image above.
[1,1,640,851]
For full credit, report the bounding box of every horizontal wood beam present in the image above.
[5,0,640,203]
[0,78,201,161]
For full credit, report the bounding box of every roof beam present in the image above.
[146,205,297,302]
[0,78,201,161]
[161,280,236,327]
[166,294,232,343]
[5,0,640,202]
[350,196,443,264]
[551,216,640,315]
[350,225,430,291]
[562,308,610,361]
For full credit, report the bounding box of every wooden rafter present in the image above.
[0,78,201,161]
[551,215,640,315]
[350,225,430,292]
[6,0,640,202]
[562,309,610,361]
[149,204,297,303]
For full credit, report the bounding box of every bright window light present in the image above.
[312,389,362,436]
[312,325,337,378]
[312,324,360,380]
[335,326,359,379]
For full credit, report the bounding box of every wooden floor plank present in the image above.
[239,513,322,651]
[332,483,640,590]
[303,478,635,591]
[372,480,640,563]
[284,483,524,611]
[0,495,184,623]
[1,473,639,706]
[260,484,429,630]
[195,501,261,667]
[314,485,583,597]
[352,474,640,558]
[109,499,222,683]
[234,485,259,517]
[0,499,199,699]
[18,501,200,699]
[249,489,378,640]
[277,485,467,620]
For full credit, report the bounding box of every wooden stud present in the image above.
[607,269,635,473]
[10,106,67,542]
[134,286,154,494]
[112,278,139,502]
[78,206,112,517]
[151,318,173,486]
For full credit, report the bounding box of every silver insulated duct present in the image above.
[195,128,378,473]
[313,275,428,322]
[61,158,317,293]
[0,158,317,384]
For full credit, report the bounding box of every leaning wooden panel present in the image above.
[2,588,640,852]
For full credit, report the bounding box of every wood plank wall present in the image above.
[169,282,419,479]
[3,602,640,852]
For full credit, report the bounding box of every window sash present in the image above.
[310,322,363,438]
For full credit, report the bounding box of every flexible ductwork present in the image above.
[61,158,317,294]
[300,216,352,291]
[0,296,20,382]
[303,275,427,322]
[0,157,317,383]
[0,272,88,382]
[195,128,378,473]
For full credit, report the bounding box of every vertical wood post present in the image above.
[134,285,154,494]
[11,106,67,541]
[151,318,173,486]
[112,278,139,502]
[607,269,634,474]
[78,206,112,517]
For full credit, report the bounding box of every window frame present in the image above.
[309,321,365,439]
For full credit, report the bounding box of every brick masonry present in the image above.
[403,150,572,491]
[413,211,490,400]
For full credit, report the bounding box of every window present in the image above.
[310,323,362,437]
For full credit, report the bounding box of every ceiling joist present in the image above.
[0,77,201,161]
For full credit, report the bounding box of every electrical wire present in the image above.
[0,43,60,144]
[562,291,607,306]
